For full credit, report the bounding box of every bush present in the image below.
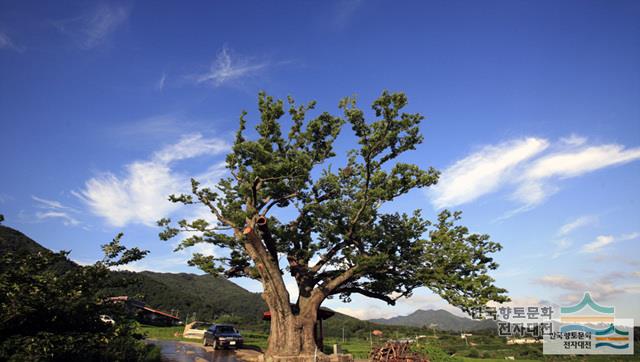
[0,247,154,361]
[412,344,462,362]
[467,348,480,358]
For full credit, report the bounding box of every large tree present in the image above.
[159,91,508,360]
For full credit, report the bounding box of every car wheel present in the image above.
[203,338,208,347]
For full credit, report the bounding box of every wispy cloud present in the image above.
[430,138,549,208]
[560,134,587,147]
[76,133,229,227]
[581,232,639,253]
[195,46,269,87]
[535,272,639,302]
[514,144,640,206]
[114,114,199,140]
[153,133,228,163]
[331,0,363,30]
[116,241,218,273]
[54,3,130,49]
[155,72,167,91]
[557,215,597,237]
[430,136,640,215]
[35,211,80,226]
[0,32,24,52]
[549,215,598,258]
[32,196,80,226]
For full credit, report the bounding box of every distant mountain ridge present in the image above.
[370,309,496,331]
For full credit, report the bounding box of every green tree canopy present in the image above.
[0,234,153,361]
[159,90,508,357]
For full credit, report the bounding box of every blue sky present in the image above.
[1,1,639,322]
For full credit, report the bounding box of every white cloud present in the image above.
[538,275,587,291]
[114,114,200,141]
[331,0,363,30]
[581,235,615,253]
[35,211,80,226]
[551,238,572,259]
[535,273,637,302]
[77,162,181,227]
[54,3,130,49]
[32,195,77,211]
[549,215,598,258]
[32,195,81,226]
[0,32,13,48]
[77,133,229,227]
[116,255,192,273]
[560,134,587,147]
[581,232,638,253]
[156,72,166,91]
[430,138,549,208]
[557,215,597,237]
[514,144,640,206]
[196,46,268,87]
[431,136,640,213]
[0,32,23,52]
[117,243,218,273]
[620,232,640,241]
[152,133,228,164]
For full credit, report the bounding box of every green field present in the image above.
[140,326,639,361]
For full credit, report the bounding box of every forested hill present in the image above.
[0,225,497,335]
[0,225,265,322]
[107,271,267,322]
[0,225,61,255]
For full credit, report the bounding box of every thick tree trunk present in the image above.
[264,294,324,362]
[242,225,336,361]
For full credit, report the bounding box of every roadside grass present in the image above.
[139,325,269,351]
[241,331,269,351]
[461,359,538,362]
[139,325,196,343]
[322,337,373,359]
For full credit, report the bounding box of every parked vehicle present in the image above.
[203,324,243,350]
[99,315,115,325]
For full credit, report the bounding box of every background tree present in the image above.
[0,233,156,361]
[159,91,508,360]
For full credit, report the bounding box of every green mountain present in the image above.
[370,309,496,331]
[0,225,61,255]
[0,225,266,322]
[0,225,497,335]
[107,271,267,322]
[0,225,363,329]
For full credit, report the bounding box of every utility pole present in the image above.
[342,325,345,343]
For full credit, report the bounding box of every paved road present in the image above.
[151,339,256,362]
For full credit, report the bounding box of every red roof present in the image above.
[142,306,181,320]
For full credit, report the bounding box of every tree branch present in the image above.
[333,287,397,305]
[316,265,360,296]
